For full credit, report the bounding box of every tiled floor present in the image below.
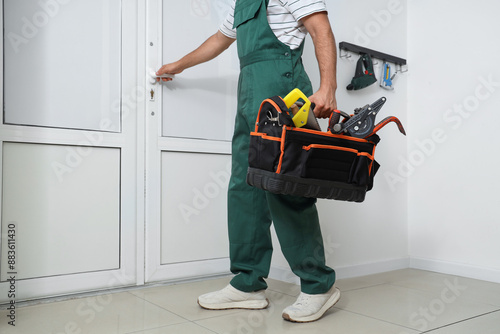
[1,269,499,333]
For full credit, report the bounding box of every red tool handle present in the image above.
[367,116,406,138]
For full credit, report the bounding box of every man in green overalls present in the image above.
[157,0,339,323]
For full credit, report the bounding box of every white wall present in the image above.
[407,0,500,282]
[271,0,500,284]
[271,0,410,281]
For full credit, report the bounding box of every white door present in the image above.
[144,0,238,282]
[0,0,239,303]
[0,0,142,302]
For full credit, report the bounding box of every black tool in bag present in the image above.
[246,89,405,202]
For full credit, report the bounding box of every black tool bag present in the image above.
[246,96,380,202]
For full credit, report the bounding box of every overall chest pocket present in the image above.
[233,0,262,28]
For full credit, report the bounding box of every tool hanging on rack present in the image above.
[380,62,396,90]
[346,53,377,91]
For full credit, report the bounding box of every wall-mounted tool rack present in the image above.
[339,41,407,72]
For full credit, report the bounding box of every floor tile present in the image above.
[335,269,436,292]
[268,269,432,296]
[195,290,295,334]
[387,271,500,307]
[0,291,186,334]
[130,276,244,321]
[126,322,217,334]
[266,278,301,297]
[336,283,498,332]
[425,310,500,334]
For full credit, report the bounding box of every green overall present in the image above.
[228,0,336,295]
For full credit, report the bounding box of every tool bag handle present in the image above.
[254,96,294,133]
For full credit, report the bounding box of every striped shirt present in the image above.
[219,0,327,49]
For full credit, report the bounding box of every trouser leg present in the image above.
[266,193,336,294]
[228,110,272,293]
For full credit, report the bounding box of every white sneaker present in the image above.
[197,284,269,310]
[282,286,340,323]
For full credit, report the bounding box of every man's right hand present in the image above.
[155,31,235,82]
[156,62,183,82]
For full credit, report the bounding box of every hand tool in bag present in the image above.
[282,88,321,130]
[368,116,406,137]
[380,62,396,90]
[329,97,406,138]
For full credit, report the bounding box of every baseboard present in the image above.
[335,257,411,279]
[269,257,410,284]
[410,257,500,284]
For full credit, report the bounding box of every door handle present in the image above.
[148,69,174,84]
